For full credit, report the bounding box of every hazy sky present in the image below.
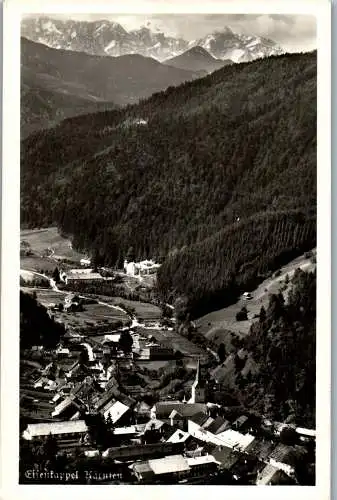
[24,14,316,52]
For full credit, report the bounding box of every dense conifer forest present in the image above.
[21,51,316,316]
[240,269,316,427]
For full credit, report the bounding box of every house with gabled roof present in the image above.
[256,463,296,485]
[166,429,191,444]
[206,416,231,435]
[100,399,131,426]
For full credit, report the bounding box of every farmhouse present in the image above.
[65,272,104,284]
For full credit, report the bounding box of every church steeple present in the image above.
[195,358,201,386]
[190,358,205,403]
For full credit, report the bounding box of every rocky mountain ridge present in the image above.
[21,17,284,63]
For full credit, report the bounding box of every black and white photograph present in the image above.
[0,0,331,497]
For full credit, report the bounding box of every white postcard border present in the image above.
[1,1,331,499]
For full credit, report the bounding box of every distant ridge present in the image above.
[164,46,232,73]
[21,37,202,137]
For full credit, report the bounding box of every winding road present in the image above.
[20,268,168,333]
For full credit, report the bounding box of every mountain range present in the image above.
[21,37,202,137]
[164,46,232,73]
[21,16,283,63]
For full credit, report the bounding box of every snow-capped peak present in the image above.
[20,16,283,63]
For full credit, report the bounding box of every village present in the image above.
[19,231,316,485]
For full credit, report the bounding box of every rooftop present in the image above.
[144,418,165,432]
[67,273,104,280]
[205,444,241,470]
[269,444,304,466]
[167,429,191,444]
[102,400,130,423]
[154,402,208,419]
[245,438,276,461]
[206,416,230,435]
[296,427,316,437]
[23,420,88,439]
[186,455,219,467]
[256,463,294,485]
[148,455,190,475]
[189,412,210,427]
[215,429,255,451]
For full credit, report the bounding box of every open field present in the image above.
[92,295,162,322]
[195,250,316,346]
[21,287,67,306]
[21,227,86,262]
[21,288,130,333]
[53,303,129,330]
[136,327,208,361]
[21,255,60,273]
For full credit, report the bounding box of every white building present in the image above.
[124,259,161,277]
[23,420,88,440]
[80,258,91,267]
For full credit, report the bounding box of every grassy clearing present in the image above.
[53,303,129,330]
[136,327,208,360]
[93,295,162,322]
[21,288,67,306]
[195,250,317,346]
[21,227,86,261]
[20,255,60,273]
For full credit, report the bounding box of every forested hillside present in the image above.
[239,268,316,427]
[20,291,65,348]
[21,37,203,137]
[21,51,317,315]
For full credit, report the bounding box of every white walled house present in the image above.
[124,259,161,277]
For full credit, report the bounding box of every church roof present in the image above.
[154,402,208,419]
[189,412,209,427]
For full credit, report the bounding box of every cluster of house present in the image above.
[22,356,315,485]
[124,259,161,278]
